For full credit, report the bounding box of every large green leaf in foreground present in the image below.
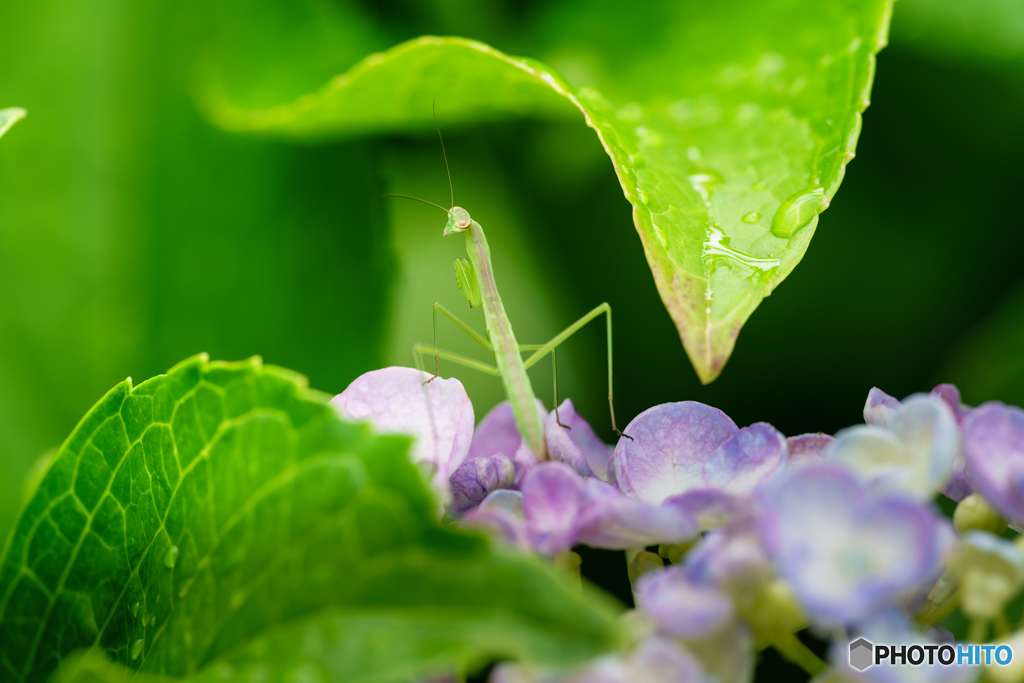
[0,356,619,683]
[201,0,893,382]
[0,108,25,141]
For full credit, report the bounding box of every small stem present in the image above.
[913,571,961,631]
[968,619,988,643]
[995,612,1010,638]
[771,631,827,676]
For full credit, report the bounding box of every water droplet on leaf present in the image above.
[165,545,178,568]
[143,613,153,626]
[742,211,761,224]
[770,188,824,238]
[132,602,140,617]
[131,639,144,660]
[687,171,723,204]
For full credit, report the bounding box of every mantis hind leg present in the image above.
[522,303,630,439]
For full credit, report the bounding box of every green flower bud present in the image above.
[741,579,807,639]
[949,531,1024,620]
[986,631,1024,683]
[658,538,700,564]
[627,550,664,585]
[954,494,1007,535]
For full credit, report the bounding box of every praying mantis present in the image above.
[388,108,628,459]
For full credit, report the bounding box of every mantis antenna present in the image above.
[383,193,450,213]
[433,101,454,210]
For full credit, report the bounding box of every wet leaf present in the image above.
[201,0,893,382]
[0,108,25,141]
[0,356,620,683]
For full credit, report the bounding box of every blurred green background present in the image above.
[2,0,1023,574]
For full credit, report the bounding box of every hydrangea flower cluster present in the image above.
[334,368,1024,683]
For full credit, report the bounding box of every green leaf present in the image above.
[200,0,893,383]
[0,1,396,547]
[0,355,620,683]
[0,108,25,141]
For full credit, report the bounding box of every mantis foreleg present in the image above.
[522,303,627,437]
[425,302,493,379]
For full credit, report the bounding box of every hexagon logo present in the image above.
[850,638,874,671]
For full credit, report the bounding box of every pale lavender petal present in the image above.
[611,402,738,504]
[757,462,949,624]
[787,433,834,465]
[864,387,900,427]
[623,636,706,683]
[963,402,1024,524]
[828,396,959,500]
[522,462,586,555]
[635,566,734,638]
[684,523,773,596]
[888,396,960,495]
[546,399,613,479]
[574,480,698,549]
[332,367,474,492]
[702,422,787,494]
[462,489,530,551]
[664,489,740,531]
[942,466,973,503]
[449,454,516,513]
[931,384,971,424]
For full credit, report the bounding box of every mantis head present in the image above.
[444,207,472,236]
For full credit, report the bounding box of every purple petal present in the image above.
[449,454,516,513]
[611,402,738,504]
[332,367,474,492]
[864,387,900,427]
[942,466,973,503]
[963,402,1024,525]
[757,462,949,624]
[931,383,971,424]
[574,480,698,549]
[635,566,734,638]
[702,422,787,494]
[786,433,833,465]
[620,636,706,683]
[521,462,586,555]
[546,399,613,480]
[828,396,959,500]
[462,489,530,551]
[684,523,773,596]
[663,489,740,531]
[470,399,547,483]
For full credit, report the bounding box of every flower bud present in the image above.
[954,494,1007,535]
[949,531,1024,620]
[628,551,664,586]
[742,579,807,638]
[659,538,700,564]
[987,631,1024,683]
